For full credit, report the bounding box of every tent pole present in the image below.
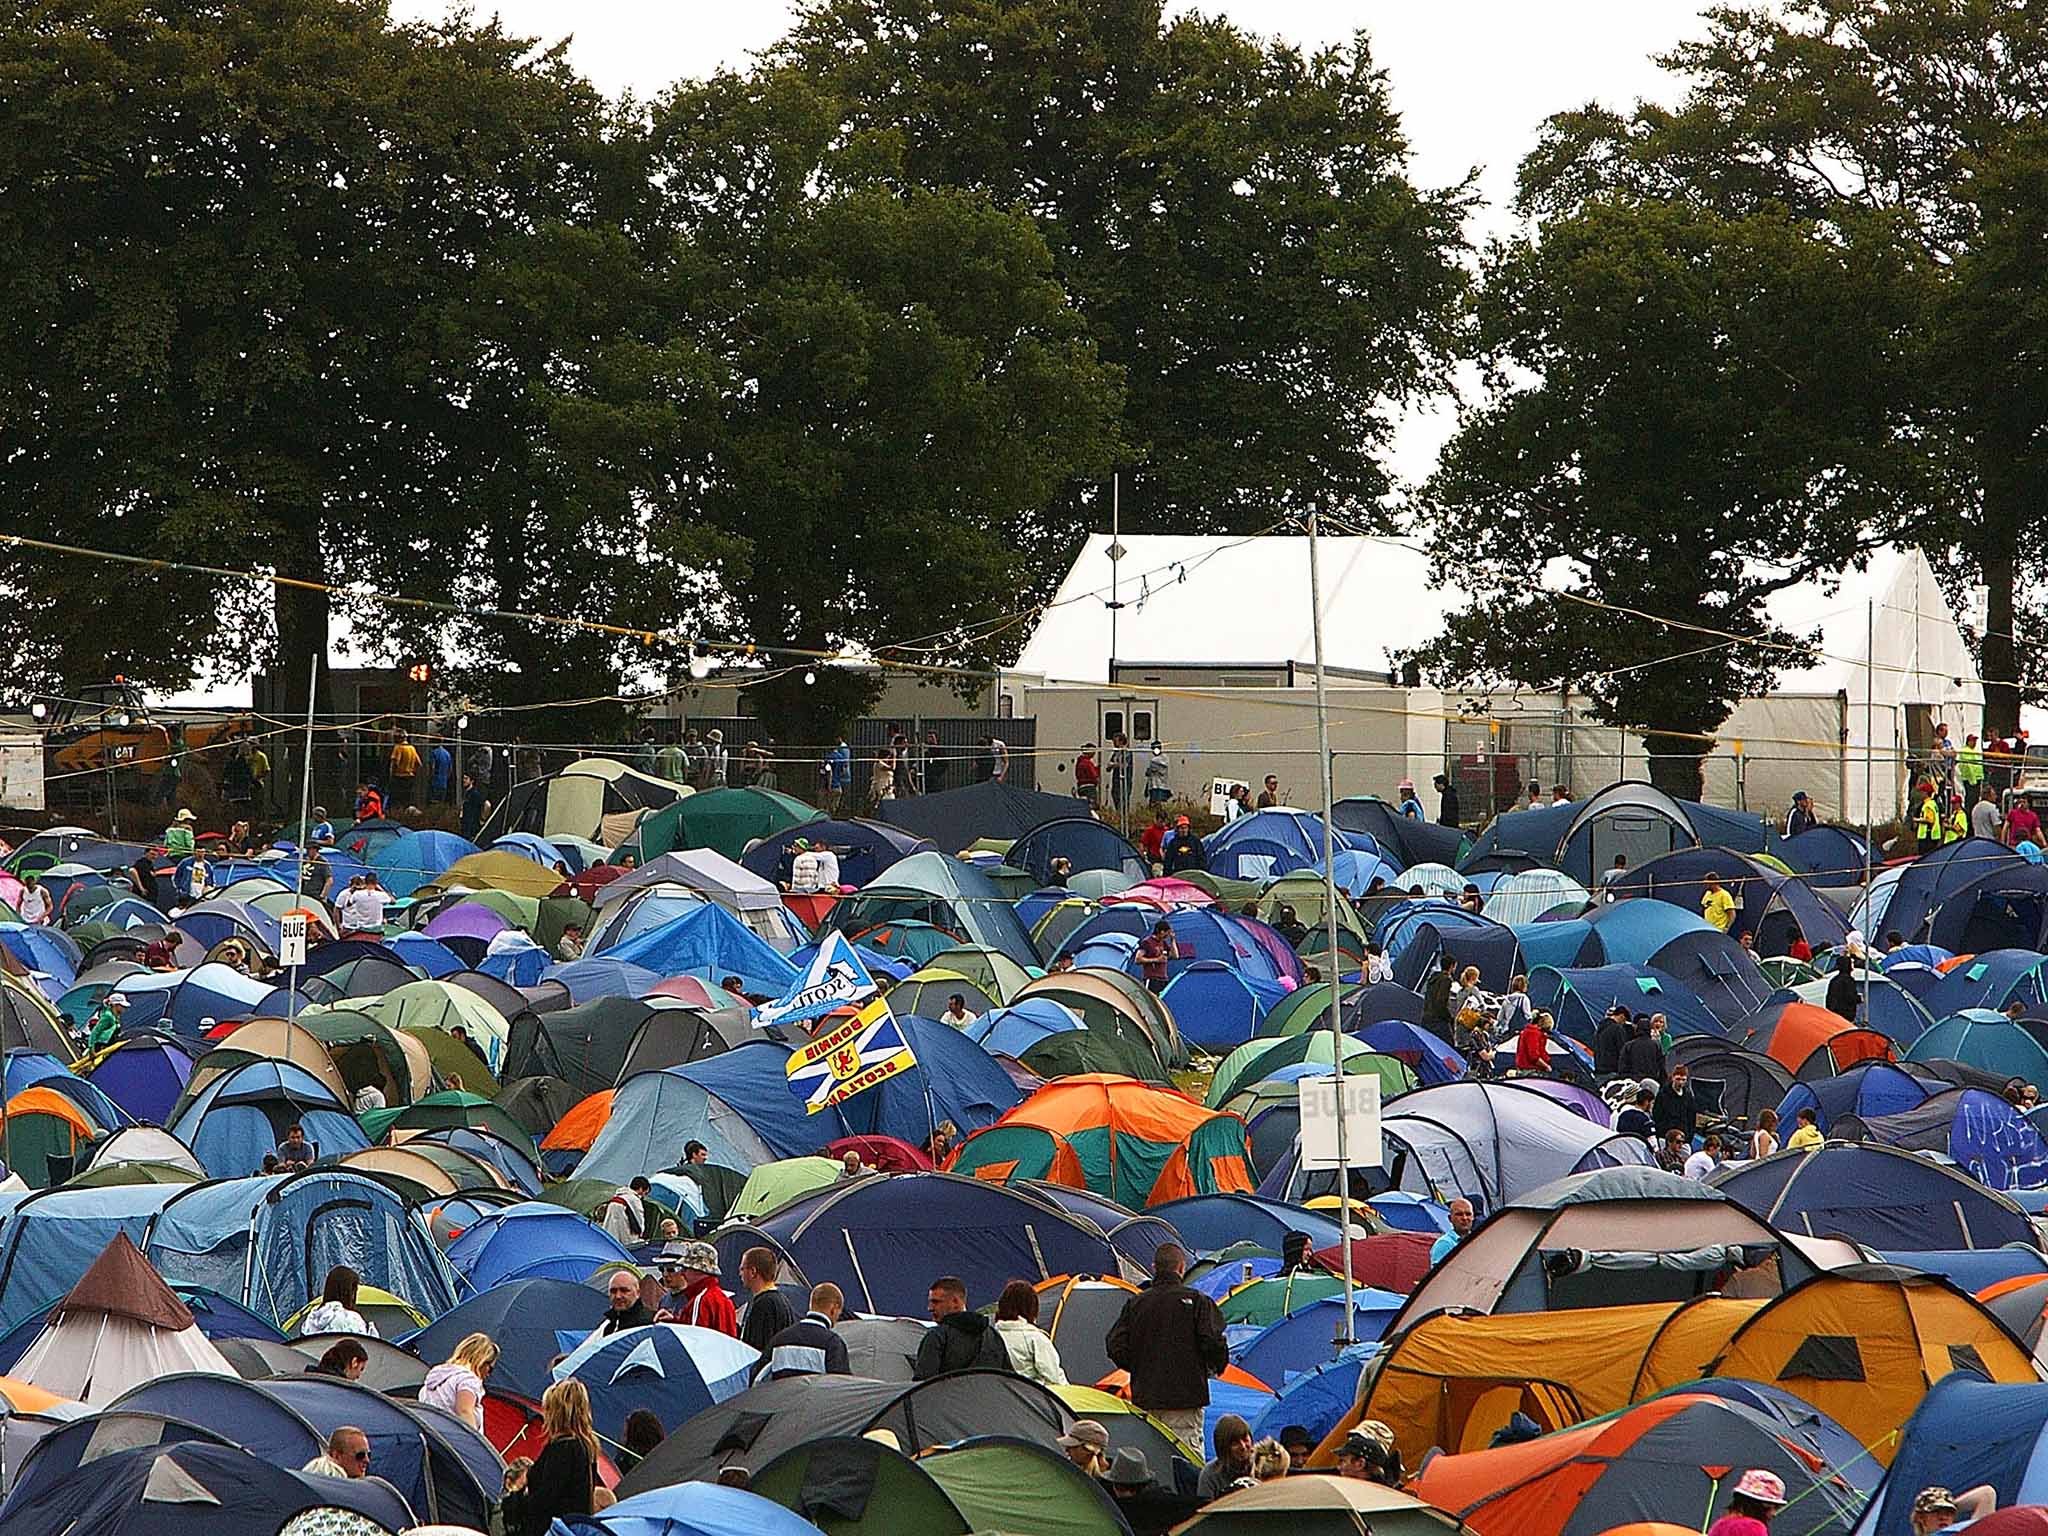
[1863,599,1873,1020]
[1307,509,1357,1350]
[289,648,318,1042]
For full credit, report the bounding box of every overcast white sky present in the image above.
[394,1,1716,483]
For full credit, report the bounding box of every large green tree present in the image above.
[770,0,1471,549]
[646,66,1128,746]
[0,0,635,720]
[1513,0,2048,732]
[1418,196,1930,795]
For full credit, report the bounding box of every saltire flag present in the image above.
[755,930,880,1028]
[785,994,919,1114]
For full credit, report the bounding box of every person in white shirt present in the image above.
[16,874,51,925]
[1683,1132,1723,1181]
[940,994,975,1027]
[1550,785,1572,806]
[789,839,823,892]
[353,1082,387,1115]
[334,876,368,932]
[352,876,392,932]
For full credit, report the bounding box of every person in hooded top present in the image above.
[914,1275,1013,1379]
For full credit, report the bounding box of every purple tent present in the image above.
[423,904,511,942]
[1514,1076,1613,1125]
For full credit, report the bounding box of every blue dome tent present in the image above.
[388,930,465,976]
[1644,930,1779,1028]
[1707,1141,2037,1250]
[1006,817,1148,885]
[739,818,935,888]
[1148,1194,1344,1254]
[1382,906,1522,990]
[1857,1375,2048,1536]
[709,1171,1138,1316]
[1574,898,1715,965]
[1778,1061,1942,1133]
[1353,1019,1466,1086]
[402,1277,614,1401]
[1906,1008,2048,1082]
[1609,847,1849,956]
[1775,825,1871,887]
[1526,963,1725,1044]
[144,1169,457,1328]
[553,1322,759,1437]
[1160,962,1287,1049]
[166,1059,367,1178]
[0,1183,187,1330]
[114,962,281,1037]
[370,828,479,900]
[81,1033,200,1124]
[1460,781,1772,886]
[1918,950,2048,1019]
[1839,1085,2048,1192]
[538,955,665,1004]
[1926,865,2048,953]
[960,998,1090,1058]
[1203,808,1379,882]
[1857,836,2023,942]
[1330,797,1467,870]
[599,905,799,997]
[444,1200,638,1291]
[825,852,1041,967]
[577,1045,849,1183]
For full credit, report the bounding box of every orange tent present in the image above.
[540,1089,614,1153]
[1741,1001,1892,1075]
[0,1374,73,1414]
[946,1074,1254,1207]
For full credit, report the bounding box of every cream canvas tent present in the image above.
[11,1232,233,1403]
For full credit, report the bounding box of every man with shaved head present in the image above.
[1106,1243,1228,1452]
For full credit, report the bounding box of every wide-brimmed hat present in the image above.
[1732,1469,1788,1505]
[1105,1447,1152,1489]
[1056,1420,1110,1452]
[174,808,197,823]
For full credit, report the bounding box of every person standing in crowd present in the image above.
[758,1283,850,1381]
[1256,773,1281,809]
[1706,1468,1787,1536]
[1429,1198,1475,1266]
[1197,1415,1257,1501]
[1974,783,2005,842]
[599,1268,655,1335]
[1422,953,1458,1031]
[738,1247,797,1352]
[1397,777,1425,818]
[1617,1085,1657,1142]
[1600,853,1628,902]
[1784,791,1816,837]
[1593,1003,1632,1075]
[703,728,728,789]
[921,730,945,795]
[1653,1064,1700,1143]
[789,838,823,893]
[991,1279,1067,1386]
[1363,940,1393,985]
[1109,732,1133,814]
[1146,739,1171,805]
[387,730,420,808]
[2012,793,2042,849]
[165,806,198,856]
[302,1266,377,1336]
[420,1333,495,1431]
[1825,954,1862,1020]
[1074,743,1100,803]
[16,872,51,926]
[1960,734,1986,801]
[1784,1106,1824,1151]
[655,1243,736,1335]
[1106,1243,1228,1452]
[1433,771,1461,826]
[429,736,453,803]
[1495,974,1534,1036]
[1749,1107,1780,1161]
[503,1378,598,1536]
[460,772,490,841]
[1163,815,1207,873]
[987,736,1008,783]
[1136,922,1178,994]
[1514,1009,1555,1073]
[1140,809,1169,871]
[1700,874,1736,933]
[916,1276,1013,1378]
[870,740,897,809]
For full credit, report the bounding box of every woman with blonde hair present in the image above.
[419,1332,497,1431]
[1249,1437,1290,1481]
[503,1378,599,1536]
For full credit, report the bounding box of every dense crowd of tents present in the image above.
[0,768,2047,1532]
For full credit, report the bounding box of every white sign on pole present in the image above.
[1298,1074,1383,1171]
[279,910,311,968]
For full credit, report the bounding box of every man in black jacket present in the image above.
[1617,1015,1666,1081]
[1652,1063,1700,1142]
[1105,1243,1228,1453]
[1592,1004,1632,1076]
[913,1275,1012,1379]
[737,1247,798,1353]
[598,1268,655,1335]
[757,1283,851,1381]
[1421,954,1457,1030]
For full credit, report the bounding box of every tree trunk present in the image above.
[272,514,332,818]
[1642,731,1709,801]
[1979,467,2023,737]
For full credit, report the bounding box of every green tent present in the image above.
[1010,980,1170,1078]
[1257,981,1363,1039]
[1030,897,1101,957]
[625,786,821,861]
[358,1089,532,1149]
[980,864,1037,901]
[842,918,963,967]
[66,1159,202,1188]
[1258,874,1368,938]
[925,945,1038,1004]
[1218,1270,1348,1326]
[729,1156,844,1221]
[1018,1025,1170,1085]
[921,1438,1130,1536]
[889,970,1001,1021]
[751,1436,971,1536]
[359,980,511,1067]
[1206,1034,1414,1111]
[1066,868,1137,900]
[1174,869,1265,908]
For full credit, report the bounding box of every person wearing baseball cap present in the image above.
[1709,1468,1787,1535]
[1163,814,1207,875]
[653,1241,737,1337]
[1056,1419,1110,1475]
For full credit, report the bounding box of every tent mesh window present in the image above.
[1778,1334,1866,1382]
[1948,1342,1989,1376]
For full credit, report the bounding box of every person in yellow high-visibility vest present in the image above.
[1915,782,1944,852]
[1946,795,1970,844]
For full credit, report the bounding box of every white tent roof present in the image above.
[10,1234,233,1404]
[1014,534,1460,683]
[1014,536,1980,708]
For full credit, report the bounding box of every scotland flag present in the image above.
[755,930,880,1028]
[785,994,920,1114]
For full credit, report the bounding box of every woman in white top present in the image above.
[990,1279,1066,1387]
[300,1265,378,1337]
[420,1332,497,1431]
[1749,1107,1780,1162]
